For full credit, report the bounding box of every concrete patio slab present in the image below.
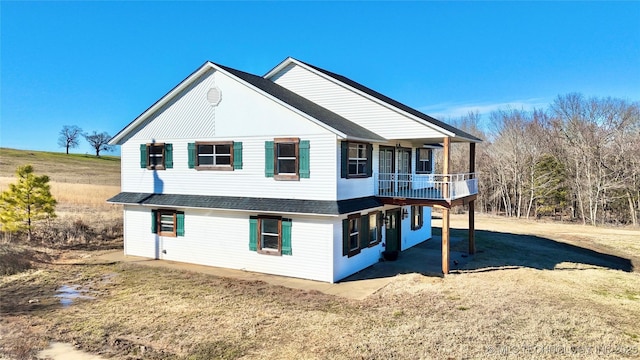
[91,235,470,300]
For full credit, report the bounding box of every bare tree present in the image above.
[84,131,114,157]
[550,94,638,225]
[57,125,83,154]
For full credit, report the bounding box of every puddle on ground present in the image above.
[38,342,106,360]
[55,285,96,307]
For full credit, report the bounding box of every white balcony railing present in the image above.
[375,173,478,201]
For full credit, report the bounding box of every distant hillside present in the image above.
[0,148,120,186]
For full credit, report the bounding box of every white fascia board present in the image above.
[109,62,217,145]
[267,58,458,139]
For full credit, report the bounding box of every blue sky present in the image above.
[2,1,639,155]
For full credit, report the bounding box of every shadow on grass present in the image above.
[457,228,633,273]
[341,227,633,282]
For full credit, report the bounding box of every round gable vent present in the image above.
[207,87,222,106]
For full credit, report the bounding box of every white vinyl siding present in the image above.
[124,69,329,142]
[123,206,334,282]
[270,64,447,140]
[401,206,432,250]
[121,133,336,201]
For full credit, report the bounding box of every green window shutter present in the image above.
[265,141,274,178]
[361,214,370,248]
[140,144,147,168]
[299,140,310,178]
[233,142,243,170]
[164,143,173,169]
[281,220,292,255]
[151,210,157,233]
[176,212,185,236]
[340,141,348,178]
[342,219,349,256]
[249,217,258,251]
[366,144,373,177]
[188,143,196,169]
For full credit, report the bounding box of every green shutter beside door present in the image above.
[176,212,185,236]
[233,142,243,169]
[299,140,310,178]
[249,218,258,251]
[164,143,173,169]
[265,141,274,177]
[140,144,147,168]
[281,220,292,255]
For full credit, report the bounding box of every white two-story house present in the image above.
[108,57,480,283]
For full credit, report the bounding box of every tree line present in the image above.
[443,93,640,227]
[58,125,114,156]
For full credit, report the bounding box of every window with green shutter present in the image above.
[189,141,242,170]
[250,216,291,256]
[266,138,310,180]
[152,209,183,237]
[143,143,172,171]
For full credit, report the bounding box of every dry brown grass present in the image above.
[1,148,639,359]
[1,214,639,359]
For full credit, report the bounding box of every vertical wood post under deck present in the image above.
[442,137,451,274]
[469,142,476,254]
[442,208,450,274]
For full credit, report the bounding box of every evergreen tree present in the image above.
[0,165,57,241]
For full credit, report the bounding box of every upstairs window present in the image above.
[188,142,243,170]
[276,139,298,179]
[416,148,433,174]
[265,138,310,180]
[340,141,372,178]
[140,143,173,170]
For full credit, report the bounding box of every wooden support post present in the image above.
[469,142,476,254]
[469,200,475,254]
[442,207,450,274]
[442,137,451,274]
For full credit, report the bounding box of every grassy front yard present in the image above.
[2,214,639,359]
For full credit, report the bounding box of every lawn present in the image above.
[1,149,639,359]
[1,214,639,360]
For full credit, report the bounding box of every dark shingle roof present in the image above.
[214,63,385,142]
[107,192,384,216]
[298,60,482,143]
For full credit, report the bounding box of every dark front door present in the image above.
[385,209,401,252]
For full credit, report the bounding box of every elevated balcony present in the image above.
[375,172,478,205]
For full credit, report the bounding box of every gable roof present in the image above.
[213,63,385,142]
[109,61,385,145]
[265,57,482,143]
